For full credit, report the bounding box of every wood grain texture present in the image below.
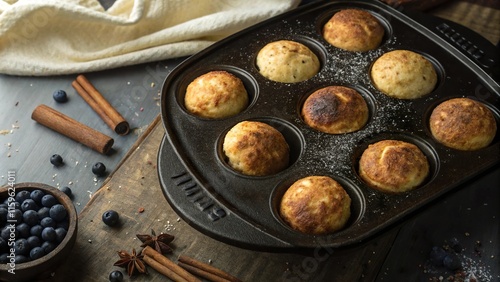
[430,1,500,44]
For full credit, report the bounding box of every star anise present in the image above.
[136,229,174,254]
[113,248,147,277]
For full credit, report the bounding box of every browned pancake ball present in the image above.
[184,70,248,119]
[371,50,437,99]
[359,140,429,193]
[430,98,497,150]
[256,40,320,83]
[223,121,289,176]
[280,176,351,235]
[302,86,369,134]
[323,9,384,52]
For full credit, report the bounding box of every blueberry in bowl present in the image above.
[0,182,77,282]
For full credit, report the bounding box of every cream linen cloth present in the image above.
[0,0,300,76]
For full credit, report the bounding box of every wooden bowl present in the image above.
[0,182,78,282]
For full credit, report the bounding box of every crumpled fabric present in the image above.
[0,0,300,76]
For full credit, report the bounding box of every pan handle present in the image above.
[403,9,500,83]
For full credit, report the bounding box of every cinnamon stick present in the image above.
[178,255,242,282]
[31,104,113,154]
[178,262,232,282]
[142,246,201,282]
[143,255,189,282]
[72,74,130,135]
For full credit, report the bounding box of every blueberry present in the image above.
[60,186,73,198]
[30,225,43,237]
[102,210,119,227]
[23,210,40,226]
[53,90,68,103]
[92,162,107,176]
[55,227,67,243]
[0,253,8,263]
[11,209,23,222]
[30,246,46,260]
[429,246,447,266]
[21,199,39,212]
[41,227,57,242]
[56,220,69,230]
[109,270,124,282]
[15,255,30,264]
[443,253,461,270]
[30,189,45,204]
[49,204,67,222]
[16,223,31,238]
[0,207,7,224]
[41,194,57,207]
[12,201,21,210]
[0,237,7,253]
[41,217,56,228]
[50,154,64,166]
[15,190,31,203]
[449,237,462,253]
[1,225,17,240]
[27,235,42,248]
[38,206,50,219]
[41,241,57,254]
[14,238,30,256]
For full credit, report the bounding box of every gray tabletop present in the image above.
[0,58,185,212]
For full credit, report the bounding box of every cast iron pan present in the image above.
[157,0,500,251]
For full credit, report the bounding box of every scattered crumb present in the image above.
[164,220,175,232]
[138,207,145,213]
[423,237,497,282]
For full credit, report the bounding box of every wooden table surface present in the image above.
[1,1,499,281]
